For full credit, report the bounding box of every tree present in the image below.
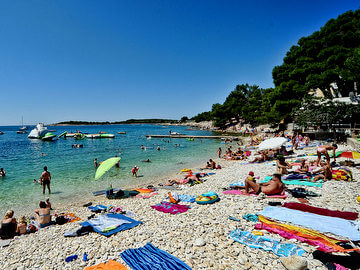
[180,116,189,123]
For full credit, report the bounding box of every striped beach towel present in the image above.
[121,242,191,270]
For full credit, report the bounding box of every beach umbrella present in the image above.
[95,157,121,180]
[258,137,288,150]
[338,151,360,159]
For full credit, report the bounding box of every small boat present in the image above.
[16,130,28,134]
[117,132,126,134]
[0,131,4,135]
[28,123,49,139]
[41,132,56,141]
[87,133,115,139]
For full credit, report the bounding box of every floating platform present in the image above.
[146,134,239,140]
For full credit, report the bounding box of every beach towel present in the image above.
[283,202,359,220]
[136,192,159,199]
[222,190,288,198]
[242,214,259,222]
[55,213,81,223]
[229,181,245,188]
[84,259,127,270]
[88,205,107,212]
[165,194,196,203]
[151,201,190,214]
[80,214,142,236]
[0,239,10,247]
[258,206,360,241]
[262,176,323,187]
[255,216,357,253]
[229,229,306,257]
[120,242,191,270]
[283,174,309,180]
[313,250,360,270]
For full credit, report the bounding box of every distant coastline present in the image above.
[52,119,180,126]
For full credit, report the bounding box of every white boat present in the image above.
[19,117,28,130]
[28,123,49,139]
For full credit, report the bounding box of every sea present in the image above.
[0,124,223,214]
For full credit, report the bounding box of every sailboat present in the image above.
[17,117,28,134]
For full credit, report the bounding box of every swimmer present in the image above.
[0,168,6,177]
[141,145,144,150]
[94,158,98,168]
[141,159,151,162]
[41,153,46,156]
[114,155,120,168]
[157,146,160,151]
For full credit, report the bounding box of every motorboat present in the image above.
[41,132,56,141]
[28,123,49,139]
[16,130,28,134]
[0,131,4,135]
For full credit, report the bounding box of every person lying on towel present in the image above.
[244,173,285,195]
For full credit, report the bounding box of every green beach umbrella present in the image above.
[95,157,121,180]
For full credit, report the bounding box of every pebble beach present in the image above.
[0,142,359,270]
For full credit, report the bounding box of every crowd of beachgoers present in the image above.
[0,131,359,270]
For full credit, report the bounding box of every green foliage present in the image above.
[191,111,212,122]
[180,116,189,123]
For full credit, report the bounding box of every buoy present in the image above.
[357,196,360,203]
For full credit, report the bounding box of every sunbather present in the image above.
[244,173,285,195]
[276,156,292,175]
[165,174,201,186]
[250,151,268,163]
[312,161,332,182]
[297,159,309,174]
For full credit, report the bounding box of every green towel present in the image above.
[262,176,323,187]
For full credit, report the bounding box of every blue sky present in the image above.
[0,0,359,125]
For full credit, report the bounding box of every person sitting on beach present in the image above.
[132,165,139,177]
[35,200,52,228]
[304,134,310,146]
[0,168,6,177]
[316,144,337,166]
[244,173,285,195]
[246,171,256,183]
[16,216,27,235]
[276,156,292,175]
[209,159,216,169]
[0,210,17,239]
[312,161,332,182]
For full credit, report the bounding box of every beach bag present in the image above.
[56,216,69,225]
[289,188,307,198]
[332,167,353,181]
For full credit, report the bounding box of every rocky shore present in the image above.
[0,143,359,270]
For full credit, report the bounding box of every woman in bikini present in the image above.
[0,210,17,239]
[35,200,52,228]
[316,144,337,166]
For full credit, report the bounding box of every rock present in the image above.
[195,238,206,247]
[280,256,308,270]
[238,254,248,265]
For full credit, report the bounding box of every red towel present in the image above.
[283,202,358,220]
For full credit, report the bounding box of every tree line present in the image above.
[192,10,360,128]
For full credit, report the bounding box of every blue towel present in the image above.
[88,205,107,212]
[230,229,305,257]
[262,176,323,187]
[242,214,259,222]
[121,242,192,270]
[165,194,196,203]
[80,214,142,236]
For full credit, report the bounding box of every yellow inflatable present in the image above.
[181,168,191,172]
[357,196,360,203]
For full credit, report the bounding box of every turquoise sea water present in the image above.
[0,124,221,214]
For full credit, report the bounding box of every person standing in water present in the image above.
[39,166,51,194]
[114,155,120,168]
[94,158,98,168]
[132,165,139,177]
[217,147,222,158]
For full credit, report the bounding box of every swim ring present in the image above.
[195,192,219,205]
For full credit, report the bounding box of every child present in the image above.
[132,165,139,177]
[16,216,27,235]
[246,171,256,183]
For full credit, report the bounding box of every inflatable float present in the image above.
[181,168,192,172]
[195,192,219,205]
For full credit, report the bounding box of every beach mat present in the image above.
[222,190,287,198]
[262,176,323,187]
[80,213,142,236]
[121,242,191,270]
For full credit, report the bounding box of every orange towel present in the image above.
[135,188,153,193]
[84,259,127,270]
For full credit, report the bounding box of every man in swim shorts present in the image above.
[39,166,51,194]
[244,173,285,195]
[316,144,337,166]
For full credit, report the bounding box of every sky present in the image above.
[0,0,359,125]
